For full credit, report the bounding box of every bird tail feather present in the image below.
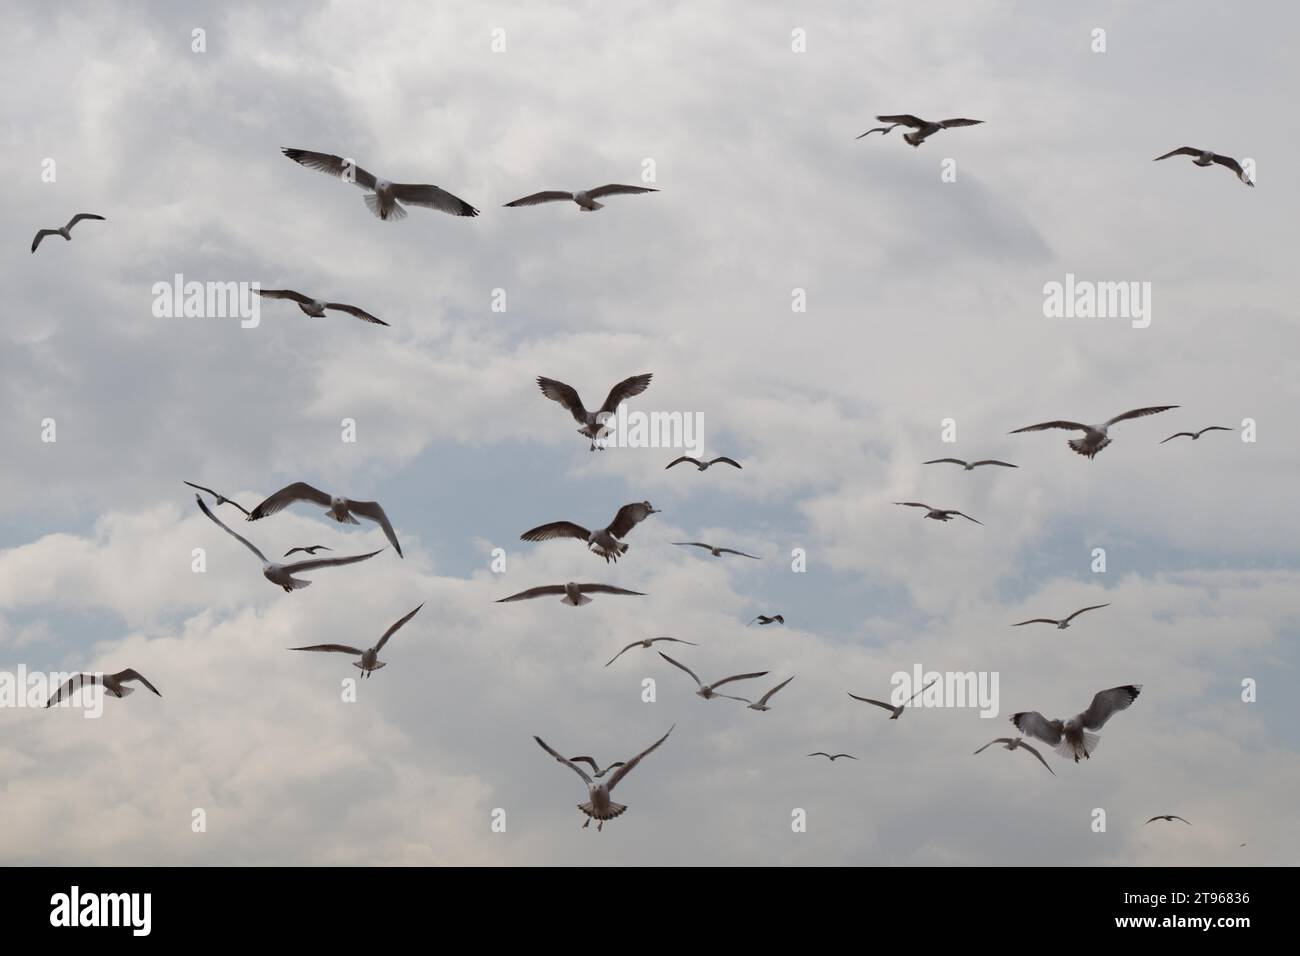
[580,801,626,821]
[364,192,407,221]
[562,593,593,606]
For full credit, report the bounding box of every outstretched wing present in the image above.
[939,118,983,128]
[46,673,100,707]
[1153,147,1202,161]
[973,738,1015,755]
[1010,711,1064,746]
[949,511,983,525]
[605,725,674,793]
[1012,618,1059,627]
[607,502,656,538]
[196,495,268,563]
[604,642,641,667]
[1160,433,1195,443]
[1077,684,1142,730]
[348,500,403,557]
[30,229,59,253]
[325,303,389,326]
[711,670,769,690]
[1018,741,1056,775]
[709,457,743,469]
[665,457,699,469]
[496,585,566,603]
[116,669,161,697]
[847,693,894,712]
[281,148,378,189]
[67,213,106,228]
[1009,420,1089,434]
[289,643,364,655]
[895,502,933,510]
[389,183,480,217]
[257,289,314,305]
[971,460,1017,468]
[520,521,591,542]
[658,652,703,687]
[576,584,645,596]
[1196,426,1234,437]
[1063,603,1109,623]
[504,190,574,207]
[586,184,658,199]
[533,735,592,785]
[597,373,653,416]
[875,114,925,127]
[248,482,333,520]
[283,549,383,573]
[716,548,760,559]
[754,675,794,706]
[923,458,967,466]
[1105,406,1178,427]
[375,603,424,652]
[536,377,588,423]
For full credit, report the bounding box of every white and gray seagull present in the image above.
[672,542,760,559]
[665,456,742,471]
[195,495,381,592]
[923,458,1018,471]
[1154,147,1254,187]
[1160,425,1234,444]
[848,678,937,719]
[973,737,1056,775]
[605,636,699,667]
[1145,815,1192,826]
[496,582,645,607]
[256,289,388,326]
[741,675,795,711]
[280,147,479,219]
[247,482,403,558]
[520,502,659,563]
[895,502,983,524]
[45,669,161,708]
[183,480,251,517]
[857,114,983,146]
[658,653,768,702]
[31,213,105,253]
[288,603,423,678]
[534,725,674,831]
[1011,684,1143,762]
[504,184,658,211]
[1010,406,1178,459]
[537,373,653,451]
[1012,603,1110,630]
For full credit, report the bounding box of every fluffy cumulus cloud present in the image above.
[1,0,1297,865]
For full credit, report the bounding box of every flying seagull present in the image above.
[973,737,1055,776]
[808,752,857,762]
[1011,684,1142,762]
[605,636,699,667]
[195,495,381,591]
[848,678,937,719]
[280,147,479,219]
[1012,604,1110,630]
[1010,406,1178,459]
[504,184,657,211]
[183,480,251,517]
[534,725,673,831]
[537,373,653,450]
[45,669,161,708]
[923,458,1017,471]
[742,675,795,711]
[747,614,784,627]
[1153,147,1254,187]
[1145,815,1192,826]
[672,542,760,559]
[658,653,767,702]
[566,757,626,779]
[31,213,105,253]
[857,114,983,146]
[256,289,388,326]
[665,456,742,471]
[895,502,983,525]
[247,482,403,558]
[520,502,659,563]
[288,603,423,678]
[284,545,332,557]
[1160,426,1234,444]
[496,582,645,606]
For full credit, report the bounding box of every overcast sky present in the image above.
[2,0,1297,865]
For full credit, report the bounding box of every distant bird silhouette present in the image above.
[808,752,857,762]
[747,614,784,627]
[1145,815,1192,826]
[895,502,982,525]
[665,456,742,471]
[973,737,1055,775]
[537,373,653,450]
[283,545,332,557]
[923,458,1017,471]
[1010,406,1178,459]
[31,213,105,253]
[504,184,657,211]
[183,480,251,517]
[605,636,699,667]
[256,289,388,326]
[1012,604,1110,630]
[848,678,937,719]
[1154,147,1253,186]
[1160,426,1233,444]
[673,542,760,559]
[496,582,645,607]
[858,114,983,146]
[520,502,659,563]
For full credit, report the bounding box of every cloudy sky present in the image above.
[2,0,1297,865]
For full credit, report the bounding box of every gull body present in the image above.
[747,614,784,627]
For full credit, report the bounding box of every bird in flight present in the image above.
[1011,684,1142,762]
[496,582,645,607]
[533,725,673,831]
[672,542,760,559]
[280,147,479,219]
[536,373,653,451]
[848,678,937,719]
[1145,815,1192,826]
[923,458,1017,471]
[857,114,983,146]
[973,737,1055,775]
[283,545,332,557]
[520,502,659,563]
[289,603,423,678]
[1153,147,1254,187]
[566,756,626,779]
[183,480,251,517]
[741,675,794,712]
[45,669,161,708]
[31,213,105,253]
[1010,406,1178,459]
[256,289,388,326]
[895,502,983,525]
[665,456,742,471]
[1012,603,1110,630]
[247,482,403,558]
[658,653,767,702]
[1160,426,1234,444]
[604,636,699,667]
[747,614,784,627]
[503,184,658,211]
[807,752,856,762]
[195,495,381,591]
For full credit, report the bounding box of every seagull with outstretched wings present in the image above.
[280,147,479,219]
[1154,147,1253,186]
[31,213,105,253]
[1011,684,1143,762]
[536,373,653,450]
[247,482,403,558]
[46,669,161,708]
[1010,406,1178,458]
[504,184,657,211]
[256,289,388,326]
[289,603,423,678]
[858,114,983,146]
[534,725,674,830]
[520,502,659,563]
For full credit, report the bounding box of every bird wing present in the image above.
[116,669,161,697]
[30,229,58,252]
[605,725,674,793]
[665,456,699,469]
[1210,154,1247,176]
[536,377,589,423]
[1171,815,1192,825]
[1063,603,1109,623]
[496,585,566,602]
[283,549,383,573]
[939,118,983,128]
[1160,433,1195,443]
[710,670,769,690]
[710,457,743,469]
[604,642,640,667]
[1077,684,1142,730]
[66,213,106,229]
[1010,711,1063,746]
[1197,426,1234,437]
[754,675,794,706]
[903,678,938,705]
[1018,741,1056,775]
[923,458,967,466]
[45,673,100,707]
[951,511,983,525]
[347,500,402,557]
[809,752,833,759]
[568,756,601,773]
[533,735,592,785]
[973,738,1015,754]
[1009,420,1090,434]
[586,184,658,199]
[1153,147,1203,161]
[325,303,389,326]
[389,183,480,217]
[256,289,314,305]
[717,548,760,559]
[577,584,645,596]
[1105,406,1178,426]
[280,148,378,189]
[289,644,365,655]
[847,693,894,712]
[854,126,895,139]
[875,114,925,127]
[196,495,268,563]
[971,460,1017,468]
[672,542,712,550]
[658,652,703,687]
[597,373,653,416]
[374,602,424,652]
[607,502,657,538]
[248,482,333,520]
[895,502,933,509]
[658,637,697,646]
[520,521,591,542]
[1012,618,1059,627]
[184,481,251,516]
[503,191,574,207]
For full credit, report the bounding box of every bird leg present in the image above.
[582,817,590,829]
[597,821,604,832]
